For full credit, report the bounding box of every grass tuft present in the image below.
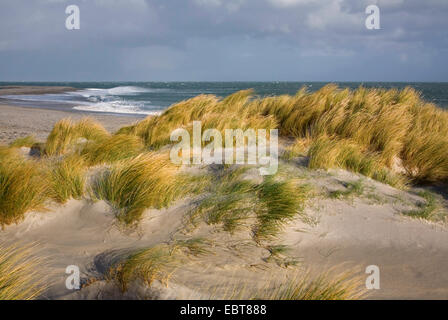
[0,244,48,300]
[109,244,177,292]
[254,270,366,300]
[49,154,87,203]
[308,135,406,188]
[81,134,145,165]
[9,135,37,148]
[0,154,49,226]
[403,191,438,220]
[91,152,182,225]
[329,180,364,199]
[188,167,309,240]
[254,176,308,240]
[45,118,109,156]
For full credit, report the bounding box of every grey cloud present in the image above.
[0,0,446,81]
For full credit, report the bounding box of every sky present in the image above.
[0,0,447,82]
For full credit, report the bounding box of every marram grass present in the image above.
[81,134,145,165]
[45,118,110,156]
[0,152,49,226]
[120,85,448,185]
[9,135,37,148]
[108,244,177,292]
[49,154,87,203]
[254,176,308,241]
[0,243,48,300]
[194,268,366,300]
[308,135,407,188]
[252,270,367,300]
[91,152,183,225]
[1,85,447,226]
[188,167,309,240]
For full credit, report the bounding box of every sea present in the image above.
[1,82,447,116]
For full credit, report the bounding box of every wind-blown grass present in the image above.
[282,138,310,160]
[192,179,258,233]
[203,268,366,300]
[45,118,110,156]
[118,85,448,185]
[188,167,308,240]
[329,180,364,199]
[9,135,37,148]
[49,154,87,203]
[254,176,308,240]
[1,85,447,227]
[81,134,145,165]
[403,191,439,220]
[123,90,277,149]
[308,135,406,188]
[0,244,47,300]
[109,244,177,292]
[109,239,215,292]
[253,270,366,300]
[0,153,49,226]
[91,152,183,225]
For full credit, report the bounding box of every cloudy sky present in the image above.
[0,0,447,81]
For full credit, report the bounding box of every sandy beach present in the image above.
[0,104,142,144]
[1,85,447,300]
[0,85,77,96]
[0,86,143,144]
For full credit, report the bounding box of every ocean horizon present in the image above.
[1,81,447,116]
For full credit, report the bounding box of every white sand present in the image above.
[1,161,447,300]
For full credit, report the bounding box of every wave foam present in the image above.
[73,102,162,115]
[72,86,159,98]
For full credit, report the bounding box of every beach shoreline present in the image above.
[1,85,448,300]
[0,85,77,96]
[0,104,143,144]
[0,85,145,144]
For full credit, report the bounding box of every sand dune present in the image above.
[1,163,447,300]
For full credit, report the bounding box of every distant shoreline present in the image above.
[0,103,142,145]
[0,85,77,96]
[0,85,158,117]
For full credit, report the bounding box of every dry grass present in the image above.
[91,152,183,225]
[49,154,87,203]
[108,244,177,292]
[282,138,310,160]
[117,85,448,185]
[81,134,145,165]
[253,270,367,300]
[1,85,447,227]
[0,152,49,226]
[0,243,48,300]
[123,91,277,149]
[188,167,309,240]
[9,135,37,148]
[308,135,407,188]
[202,268,366,300]
[254,176,308,241]
[45,118,110,156]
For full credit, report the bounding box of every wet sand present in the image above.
[0,86,143,144]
